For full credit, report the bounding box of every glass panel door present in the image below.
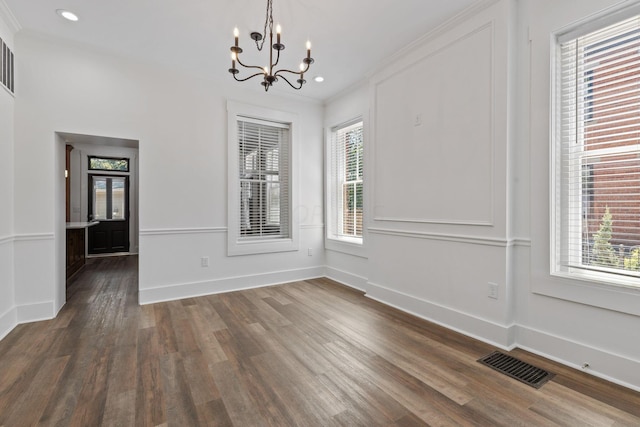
[91,176,127,221]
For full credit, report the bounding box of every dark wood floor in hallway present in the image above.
[0,255,639,426]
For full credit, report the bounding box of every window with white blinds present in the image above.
[0,37,14,94]
[554,14,640,286]
[238,118,290,240]
[329,120,363,243]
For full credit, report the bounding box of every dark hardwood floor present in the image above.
[0,255,639,426]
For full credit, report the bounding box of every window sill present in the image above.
[325,237,367,258]
[534,271,640,316]
[228,238,298,256]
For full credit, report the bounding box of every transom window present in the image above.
[89,156,129,172]
[554,13,640,287]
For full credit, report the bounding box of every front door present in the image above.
[88,175,130,254]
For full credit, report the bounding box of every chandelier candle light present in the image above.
[229,0,314,91]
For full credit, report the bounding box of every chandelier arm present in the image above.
[233,72,268,83]
[235,56,267,72]
[273,58,312,77]
[276,74,303,90]
[272,48,281,69]
[274,68,304,77]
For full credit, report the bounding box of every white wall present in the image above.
[0,1,17,339]
[366,0,517,347]
[12,32,325,317]
[324,0,640,391]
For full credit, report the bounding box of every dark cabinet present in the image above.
[66,228,85,280]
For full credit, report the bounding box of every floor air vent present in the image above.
[478,351,555,389]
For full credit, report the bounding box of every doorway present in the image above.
[58,131,139,305]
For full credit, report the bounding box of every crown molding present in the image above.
[0,0,21,35]
[367,0,500,80]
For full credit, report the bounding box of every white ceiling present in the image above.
[4,0,479,102]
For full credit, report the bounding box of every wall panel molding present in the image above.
[140,227,227,236]
[13,233,54,242]
[371,20,497,226]
[372,217,494,227]
[140,225,323,236]
[510,238,532,247]
[368,227,511,247]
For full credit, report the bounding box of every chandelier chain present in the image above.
[256,0,274,51]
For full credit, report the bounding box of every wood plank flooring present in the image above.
[0,255,639,426]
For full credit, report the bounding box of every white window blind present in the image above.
[556,14,640,285]
[329,120,363,241]
[238,117,290,240]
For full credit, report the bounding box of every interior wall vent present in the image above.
[478,351,555,389]
[0,36,15,94]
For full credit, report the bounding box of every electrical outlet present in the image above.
[201,256,209,267]
[308,248,313,256]
[488,282,499,299]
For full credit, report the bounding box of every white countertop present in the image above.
[66,221,99,229]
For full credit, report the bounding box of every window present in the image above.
[90,176,127,220]
[238,118,290,239]
[554,14,640,287]
[328,120,363,243]
[0,37,14,94]
[89,156,129,172]
[227,101,298,256]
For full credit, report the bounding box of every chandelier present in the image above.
[228,0,314,91]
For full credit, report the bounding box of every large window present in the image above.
[238,118,290,239]
[227,101,298,256]
[554,13,640,287]
[328,120,363,243]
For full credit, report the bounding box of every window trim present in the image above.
[544,3,640,316]
[551,9,640,291]
[227,100,299,256]
[325,117,367,258]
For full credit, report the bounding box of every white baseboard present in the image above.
[0,306,17,341]
[16,301,55,323]
[366,281,517,349]
[325,266,368,293]
[139,266,326,305]
[516,325,640,392]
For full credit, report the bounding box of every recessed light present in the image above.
[314,76,324,83]
[56,9,79,22]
